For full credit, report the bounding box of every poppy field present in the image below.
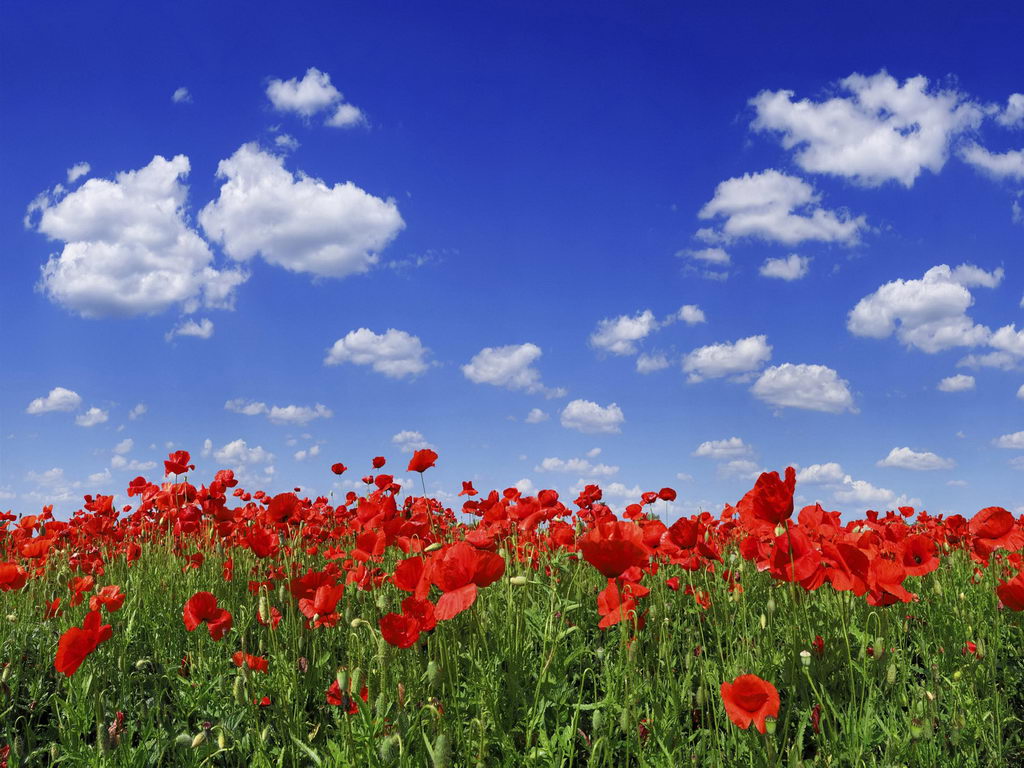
[2,449,1023,767]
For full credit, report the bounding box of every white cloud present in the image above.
[560,399,624,434]
[75,407,109,427]
[847,264,1001,353]
[294,444,321,462]
[392,430,436,453]
[265,67,364,127]
[201,438,212,457]
[128,403,147,420]
[877,446,955,471]
[994,431,1024,449]
[525,407,549,423]
[590,309,657,355]
[960,144,1024,181]
[165,317,214,341]
[224,399,333,425]
[636,352,670,374]
[199,143,403,278]
[29,154,246,318]
[693,437,752,459]
[586,447,601,458]
[462,343,564,397]
[946,479,968,487]
[697,169,866,245]
[110,455,156,472]
[683,247,731,265]
[172,87,192,104]
[1018,384,1024,400]
[750,71,983,187]
[990,325,1024,357]
[677,304,706,324]
[326,103,365,128]
[514,478,536,495]
[833,478,897,506]
[26,386,81,414]
[88,469,112,484]
[759,253,810,281]
[536,457,619,477]
[682,335,772,382]
[67,162,90,184]
[795,462,847,485]
[214,439,275,465]
[937,374,975,392]
[274,133,300,151]
[751,363,856,413]
[996,94,1024,128]
[324,328,429,378]
[957,351,1019,371]
[114,438,134,455]
[26,468,66,487]
[1012,457,1024,471]
[718,459,763,480]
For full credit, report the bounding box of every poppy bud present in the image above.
[218,729,227,749]
[592,709,604,732]
[191,732,207,749]
[425,542,443,552]
[258,591,269,623]
[886,662,897,685]
[874,637,885,660]
[261,725,272,743]
[50,744,60,761]
[509,576,528,586]
[351,667,363,694]
[759,613,767,630]
[175,733,192,747]
[1,665,9,682]
[695,686,706,707]
[932,580,943,596]
[376,594,388,611]
[953,670,962,681]
[12,736,24,759]
[379,734,399,763]
[766,597,776,616]
[426,661,441,691]
[97,722,112,754]
[619,708,632,734]
[431,733,451,768]
[336,669,349,690]
[976,638,986,657]
[232,676,246,705]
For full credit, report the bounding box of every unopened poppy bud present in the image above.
[425,542,443,552]
[191,731,207,749]
[50,744,59,761]
[874,637,885,660]
[910,722,924,740]
[431,733,451,768]
[217,729,227,749]
[925,690,936,702]
[774,524,786,536]
[426,660,441,691]
[953,670,962,681]
[509,576,528,586]
[959,592,966,601]
[695,686,706,707]
[97,722,112,754]
[975,638,985,657]
[592,709,604,732]
[376,594,388,611]
[258,591,269,622]
[379,734,399,763]
[759,613,767,630]
[175,733,192,747]
[351,617,370,629]
[799,650,811,667]
[6,613,16,622]
[766,597,776,616]
[351,667,363,694]
[261,725,272,743]
[233,675,246,704]
[932,580,943,596]
[135,658,152,671]
[886,662,897,685]
[0,665,10,682]
[619,708,631,734]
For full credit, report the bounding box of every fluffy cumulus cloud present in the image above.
[75,407,109,427]
[877,447,955,471]
[224,399,333,425]
[560,399,624,434]
[26,386,81,414]
[697,169,866,245]
[165,317,214,341]
[636,352,670,374]
[693,437,751,459]
[751,363,856,413]
[128,403,146,420]
[28,155,246,318]
[997,94,1024,128]
[266,67,365,127]
[199,143,403,278]
[392,430,435,453]
[324,328,429,378]
[67,162,90,184]
[994,431,1024,449]
[589,309,658,355]
[937,374,975,392]
[960,144,1024,181]
[535,457,619,477]
[759,253,810,281]
[682,247,730,265]
[847,264,1002,353]
[214,439,274,466]
[795,462,920,509]
[677,304,706,325]
[113,438,134,455]
[682,335,772,382]
[525,407,549,423]
[750,71,983,187]
[462,343,564,397]
[795,462,847,485]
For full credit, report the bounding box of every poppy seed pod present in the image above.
[431,733,451,768]
[800,650,811,667]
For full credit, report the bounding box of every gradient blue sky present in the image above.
[2,1,1023,518]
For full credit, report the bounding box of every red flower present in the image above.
[407,449,438,474]
[579,520,649,579]
[658,487,677,502]
[331,463,347,475]
[737,467,797,527]
[372,456,386,469]
[257,605,282,629]
[89,585,125,613]
[0,562,28,592]
[232,651,269,672]
[326,680,368,713]
[997,571,1024,611]
[164,450,195,476]
[459,481,478,496]
[432,541,505,620]
[254,696,271,708]
[962,641,978,656]
[183,591,233,640]
[380,612,421,648]
[54,609,113,676]
[298,583,344,628]
[720,674,780,734]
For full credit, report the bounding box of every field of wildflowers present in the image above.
[2,449,1023,766]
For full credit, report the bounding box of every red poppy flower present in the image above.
[232,651,269,673]
[0,562,28,592]
[380,612,421,648]
[658,487,677,502]
[183,591,233,640]
[331,463,347,475]
[54,609,113,676]
[298,583,344,628]
[89,585,125,613]
[164,450,195,476]
[736,467,797,527]
[254,696,271,708]
[326,680,368,713]
[720,674,780,733]
[257,605,282,629]
[407,449,438,474]
[900,535,939,577]
[372,456,386,469]
[432,541,506,620]
[997,571,1024,611]
[579,520,649,579]
[459,481,478,496]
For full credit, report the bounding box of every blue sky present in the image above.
[2,1,1023,519]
